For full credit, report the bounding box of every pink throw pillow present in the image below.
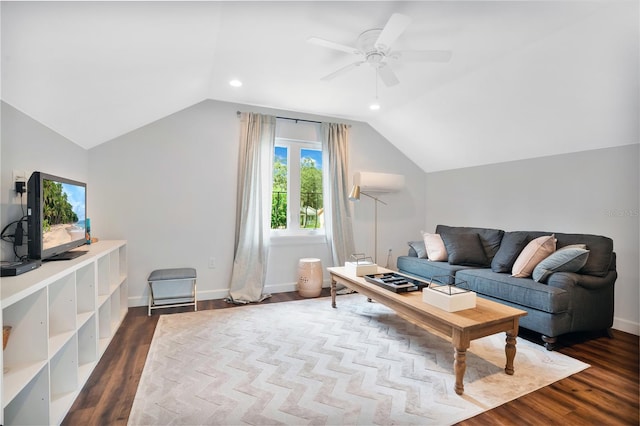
[512,235,557,278]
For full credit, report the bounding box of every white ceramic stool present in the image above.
[298,258,323,298]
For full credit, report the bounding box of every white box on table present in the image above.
[422,285,476,312]
[345,261,378,276]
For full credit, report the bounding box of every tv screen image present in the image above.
[42,179,86,251]
[28,172,88,261]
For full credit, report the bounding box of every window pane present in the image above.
[299,148,323,229]
[272,146,287,229]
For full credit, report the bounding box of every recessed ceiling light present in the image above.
[229,79,243,87]
[369,102,381,111]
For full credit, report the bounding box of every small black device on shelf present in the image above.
[28,171,88,261]
[1,259,42,277]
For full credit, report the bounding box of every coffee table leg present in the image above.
[505,329,517,375]
[454,347,467,395]
[331,277,337,308]
[452,330,470,395]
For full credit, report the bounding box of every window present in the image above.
[271,138,324,235]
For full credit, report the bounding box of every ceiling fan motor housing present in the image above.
[357,29,385,54]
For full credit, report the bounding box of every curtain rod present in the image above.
[236,111,320,124]
[236,111,349,127]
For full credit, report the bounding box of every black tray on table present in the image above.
[363,273,426,293]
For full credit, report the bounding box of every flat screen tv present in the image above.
[28,171,88,261]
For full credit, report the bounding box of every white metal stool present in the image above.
[147,267,197,316]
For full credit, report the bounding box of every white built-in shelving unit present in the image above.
[1,240,127,425]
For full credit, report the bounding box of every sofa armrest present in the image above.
[547,270,617,291]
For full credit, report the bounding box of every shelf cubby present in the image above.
[77,315,97,383]
[98,301,112,356]
[49,336,78,424]
[97,254,110,298]
[2,289,48,406]
[110,288,121,334]
[119,245,127,283]
[109,250,120,292]
[76,263,96,327]
[119,279,129,322]
[3,366,49,426]
[48,274,77,357]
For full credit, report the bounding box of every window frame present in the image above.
[270,137,325,239]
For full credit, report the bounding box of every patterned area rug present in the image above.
[128,294,588,425]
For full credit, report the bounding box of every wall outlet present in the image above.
[13,170,27,197]
[208,257,216,269]
[13,170,27,183]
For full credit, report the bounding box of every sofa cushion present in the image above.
[396,256,472,284]
[440,232,489,266]
[532,247,590,283]
[456,269,570,314]
[553,233,613,277]
[422,233,448,261]
[512,235,556,278]
[491,231,530,273]
[436,225,504,262]
[407,240,427,259]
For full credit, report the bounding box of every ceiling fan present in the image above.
[308,13,452,87]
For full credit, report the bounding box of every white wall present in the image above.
[0,102,89,261]
[88,99,426,306]
[424,144,640,334]
[5,98,636,336]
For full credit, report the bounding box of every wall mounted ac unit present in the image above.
[354,172,405,193]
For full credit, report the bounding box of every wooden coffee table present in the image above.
[328,266,527,395]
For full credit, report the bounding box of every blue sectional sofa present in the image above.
[397,225,617,350]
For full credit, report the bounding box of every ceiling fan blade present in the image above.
[307,37,361,55]
[377,64,400,87]
[375,13,411,51]
[321,61,365,81]
[389,50,453,62]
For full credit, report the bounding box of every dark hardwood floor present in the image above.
[63,290,639,425]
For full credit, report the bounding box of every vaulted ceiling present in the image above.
[2,1,638,172]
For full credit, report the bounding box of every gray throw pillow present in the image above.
[440,232,489,266]
[491,231,530,273]
[407,240,427,259]
[532,247,590,283]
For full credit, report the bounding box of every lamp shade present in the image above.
[348,185,361,201]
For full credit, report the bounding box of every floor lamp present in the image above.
[348,185,387,264]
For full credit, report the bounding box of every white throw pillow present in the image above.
[422,232,448,261]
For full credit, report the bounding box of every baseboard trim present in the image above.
[128,281,330,307]
[613,317,640,336]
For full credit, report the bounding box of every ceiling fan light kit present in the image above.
[308,13,452,87]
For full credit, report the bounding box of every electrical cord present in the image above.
[0,217,28,261]
[1,194,29,261]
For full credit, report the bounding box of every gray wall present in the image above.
[88,99,426,306]
[1,102,89,261]
[425,144,640,334]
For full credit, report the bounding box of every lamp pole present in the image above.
[361,192,386,263]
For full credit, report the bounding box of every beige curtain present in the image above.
[322,123,355,266]
[227,112,276,304]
